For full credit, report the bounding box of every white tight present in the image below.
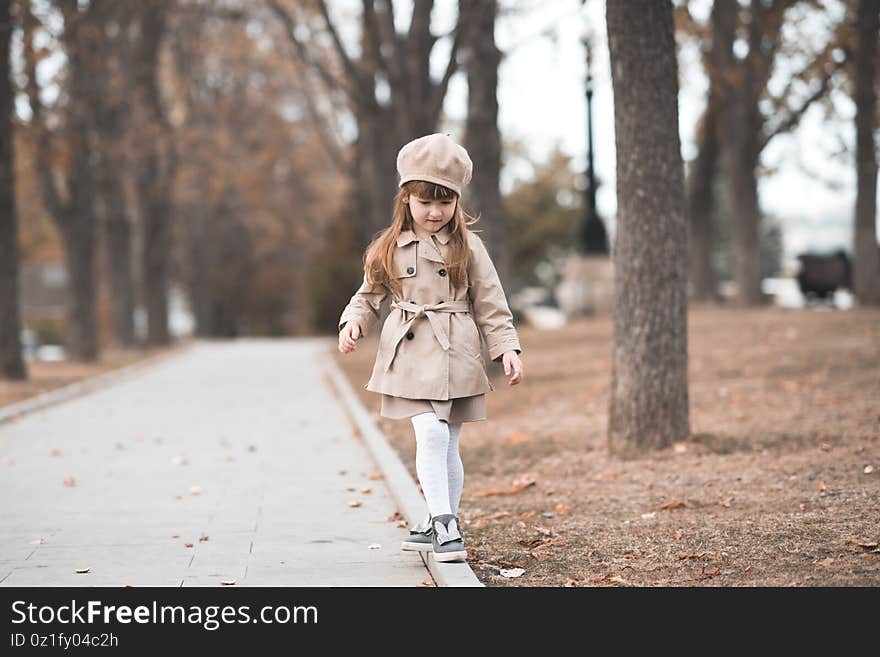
[410,412,464,518]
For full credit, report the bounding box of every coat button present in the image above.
[438,268,447,277]
[406,331,414,340]
[406,266,414,274]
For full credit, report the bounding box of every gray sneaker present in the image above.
[400,513,433,552]
[430,514,467,562]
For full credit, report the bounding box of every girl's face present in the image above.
[406,194,456,236]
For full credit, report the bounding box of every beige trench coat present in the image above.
[338,228,522,400]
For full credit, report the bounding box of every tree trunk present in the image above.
[687,104,721,303]
[61,218,99,361]
[461,0,510,292]
[606,0,690,455]
[133,2,174,346]
[0,0,26,379]
[714,0,766,306]
[853,0,880,306]
[93,0,136,347]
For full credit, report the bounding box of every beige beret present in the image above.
[396,133,473,195]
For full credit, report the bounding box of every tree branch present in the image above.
[22,3,64,220]
[759,54,844,152]
[265,0,354,104]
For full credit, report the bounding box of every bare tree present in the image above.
[852,0,880,305]
[713,0,844,305]
[90,0,138,347]
[606,0,690,455]
[268,0,462,246]
[461,0,510,290]
[132,0,175,346]
[22,1,104,361]
[1,0,26,379]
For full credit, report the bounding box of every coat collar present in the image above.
[397,227,451,247]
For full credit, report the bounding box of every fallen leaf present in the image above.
[657,500,685,511]
[75,567,90,574]
[799,503,807,511]
[170,534,180,539]
[482,511,511,521]
[472,477,536,498]
[533,525,553,536]
[419,580,433,587]
[221,580,236,586]
[596,471,621,480]
[816,481,828,493]
[819,443,832,451]
[505,431,528,445]
[818,557,834,568]
[678,552,706,560]
[348,500,363,507]
[184,543,193,548]
[698,567,720,579]
[554,504,569,515]
[198,534,209,542]
[515,510,537,519]
[63,476,76,487]
[848,539,878,549]
[367,472,384,480]
[50,448,62,456]
[499,568,525,578]
[744,565,752,573]
[674,530,683,540]
[361,486,372,494]
[190,485,202,495]
[721,498,733,508]
[563,578,579,587]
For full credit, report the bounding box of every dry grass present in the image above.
[333,306,880,587]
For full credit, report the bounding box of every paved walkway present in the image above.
[0,339,434,587]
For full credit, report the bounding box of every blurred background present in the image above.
[1,0,877,366]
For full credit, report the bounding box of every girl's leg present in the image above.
[447,422,464,515]
[411,412,452,517]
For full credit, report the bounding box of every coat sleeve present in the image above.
[467,233,522,362]
[338,274,388,337]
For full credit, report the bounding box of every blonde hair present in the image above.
[363,180,479,299]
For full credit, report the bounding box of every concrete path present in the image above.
[0,339,435,587]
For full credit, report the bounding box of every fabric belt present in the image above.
[380,299,471,373]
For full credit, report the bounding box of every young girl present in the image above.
[337,133,524,563]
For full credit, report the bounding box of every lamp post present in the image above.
[578,28,608,255]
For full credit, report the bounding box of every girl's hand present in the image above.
[338,321,362,354]
[502,351,523,385]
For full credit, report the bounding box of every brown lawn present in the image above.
[333,306,880,587]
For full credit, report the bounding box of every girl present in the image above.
[337,133,524,563]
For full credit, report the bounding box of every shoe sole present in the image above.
[432,550,468,562]
[400,541,433,552]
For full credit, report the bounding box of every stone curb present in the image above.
[323,343,484,588]
[0,339,200,426]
